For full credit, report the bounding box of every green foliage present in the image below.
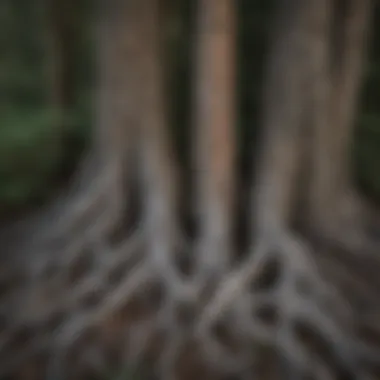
[0,104,90,210]
[0,0,91,211]
[0,107,59,205]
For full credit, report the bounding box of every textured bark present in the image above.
[307,0,334,230]
[331,0,372,201]
[94,0,142,163]
[307,0,373,243]
[61,0,146,234]
[193,0,236,278]
[196,5,365,379]
[134,1,184,290]
[252,0,312,233]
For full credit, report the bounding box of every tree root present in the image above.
[40,217,194,380]
[3,189,380,380]
[196,227,364,378]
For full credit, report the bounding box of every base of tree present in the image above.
[1,166,380,380]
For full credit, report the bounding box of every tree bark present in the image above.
[307,0,373,245]
[193,0,236,278]
[94,0,142,164]
[252,0,312,234]
[331,0,372,203]
[135,1,183,286]
[197,3,362,377]
[58,0,146,236]
[307,0,334,231]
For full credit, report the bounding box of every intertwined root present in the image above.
[1,171,380,380]
[196,229,365,378]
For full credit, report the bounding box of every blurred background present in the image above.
[1,0,380,220]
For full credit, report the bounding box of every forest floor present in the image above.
[2,193,380,380]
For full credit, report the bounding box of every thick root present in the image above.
[196,227,365,378]
[3,185,380,380]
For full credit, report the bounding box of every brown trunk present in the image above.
[59,0,146,235]
[330,0,372,218]
[135,1,182,285]
[193,0,236,277]
[94,0,142,162]
[307,0,372,242]
[198,3,362,376]
[307,0,333,230]
[252,0,313,234]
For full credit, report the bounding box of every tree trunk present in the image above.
[252,0,312,233]
[307,0,373,246]
[57,0,147,237]
[198,1,364,376]
[307,0,334,231]
[331,0,372,203]
[94,0,143,164]
[193,0,236,279]
[136,0,183,288]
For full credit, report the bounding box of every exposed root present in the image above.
[40,214,195,380]
[196,227,363,377]
[191,236,232,298]
[2,169,380,380]
[52,174,109,237]
[3,208,380,379]
[44,262,153,379]
[46,154,134,248]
